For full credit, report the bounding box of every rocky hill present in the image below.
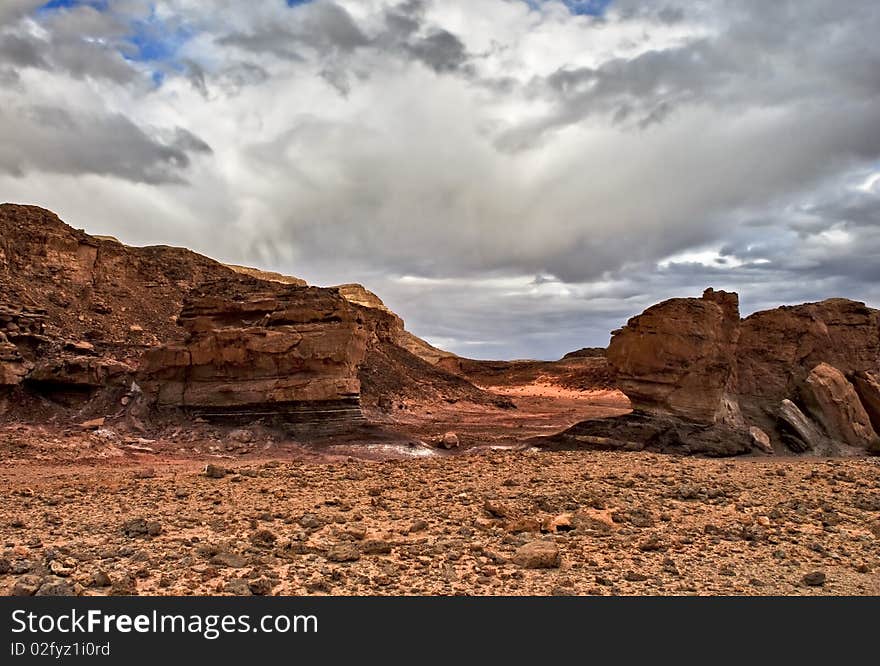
[0,204,503,426]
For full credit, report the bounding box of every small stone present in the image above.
[36,577,75,596]
[224,579,252,596]
[803,571,826,587]
[228,429,254,443]
[327,543,361,562]
[298,513,322,529]
[12,575,42,596]
[210,551,249,568]
[110,574,138,596]
[122,518,161,538]
[0,557,10,574]
[361,539,393,555]
[91,571,112,588]
[250,529,277,548]
[79,417,105,430]
[204,464,227,479]
[505,517,542,534]
[304,576,331,593]
[409,519,428,533]
[248,577,274,596]
[438,431,460,449]
[483,499,512,518]
[512,541,560,569]
[637,535,666,552]
[624,571,649,582]
[49,559,75,577]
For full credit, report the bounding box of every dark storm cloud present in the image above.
[0,105,212,184]
[218,0,471,77]
[501,0,880,148]
[0,33,48,68]
[218,2,368,59]
[0,4,146,84]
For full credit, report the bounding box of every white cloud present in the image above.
[2,0,880,358]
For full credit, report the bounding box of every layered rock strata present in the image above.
[139,281,369,427]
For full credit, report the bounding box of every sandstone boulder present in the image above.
[607,288,740,423]
[799,363,879,451]
[852,371,880,434]
[512,541,560,569]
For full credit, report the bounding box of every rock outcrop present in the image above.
[550,288,880,456]
[139,280,368,426]
[799,363,879,451]
[777,398,831,453]
[535,410,756,457]
[0,333,31,386]
[1,204,501,429]
[850,371,880,434]
[607,288,740,423]
[736,299,880,427]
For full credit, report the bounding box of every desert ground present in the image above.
[2,384,878,597]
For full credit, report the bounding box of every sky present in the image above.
[2,0,880,359]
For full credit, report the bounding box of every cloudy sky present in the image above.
[2,0,880,359]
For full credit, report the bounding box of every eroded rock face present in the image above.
[777,399,830,453]
[800,363,879,451]
[852,372,880,434]
[598,289,880,455]
[139,281,368,425]
[736,299,880,426]
[0,333,31,386]
[607,288,740,423]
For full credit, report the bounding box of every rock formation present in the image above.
[799,363,878,450]
[1,203,503,428]
[545,288,880,456]
[735,298,880,427]
[607,288,740,423]
[139,279,368,426]
[852,371,880,433]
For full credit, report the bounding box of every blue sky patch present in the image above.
[39,0,108,12]
[524,0,613,16]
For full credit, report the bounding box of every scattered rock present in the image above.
[12,575,42,596]
[361,540,393,555]
[204,464,227,479]
[408,519,428,533]
[437,432,460,449]
[36,577,75,596]
[224,579,252,596]
[250,529,277,548]
[248,577,274,596]
[210,551,249,568]
[326,543,361,563]
[122,518,161,538]
[802,571,826,587]
[90,571,111,588]
[512,541,560,569]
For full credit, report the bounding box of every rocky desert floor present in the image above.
[1,387,878,597]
